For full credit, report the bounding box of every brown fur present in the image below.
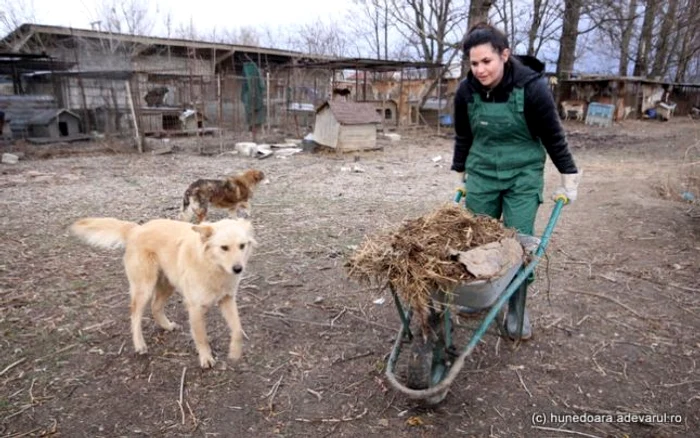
[180,169,265,223]
[71,217,256,368]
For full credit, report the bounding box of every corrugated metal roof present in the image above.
[317,100,381,125]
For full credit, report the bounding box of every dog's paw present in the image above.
[164,322,181,331]
[199,354,216,369]
[228,343,243,361]
[134,345,148,355]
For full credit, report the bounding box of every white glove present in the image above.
[553,171,581,204]
[455,172,467,203]
[457,172,467,185]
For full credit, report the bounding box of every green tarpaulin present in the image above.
[241,62,266,128]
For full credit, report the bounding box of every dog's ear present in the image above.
[192,224,214,241]
[237,218,257,246]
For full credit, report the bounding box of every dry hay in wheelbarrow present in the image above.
[346,203,517,321]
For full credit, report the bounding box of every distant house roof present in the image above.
[316,101,381,125]
[1,23,332,67]
[28,109,80,125]
[296,58,443,72]
[561,75,700,88]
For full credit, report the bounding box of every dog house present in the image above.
[27,109,81,138]
[313,100,382,151]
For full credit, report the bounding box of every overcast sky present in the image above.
[7,0,352,34]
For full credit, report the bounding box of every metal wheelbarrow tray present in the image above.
[384,198,566,405]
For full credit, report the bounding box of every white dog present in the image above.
[71,217,256,368]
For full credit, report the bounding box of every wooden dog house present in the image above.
[313,100,381,152]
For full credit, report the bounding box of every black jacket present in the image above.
[451,56,578,174]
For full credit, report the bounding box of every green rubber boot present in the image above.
[505,282,532,340]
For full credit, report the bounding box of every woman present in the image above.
[452,23,580,340]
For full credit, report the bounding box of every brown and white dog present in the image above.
[180,169,266,223]
[71,216,256,368]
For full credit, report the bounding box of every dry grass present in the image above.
[345,203,515,327]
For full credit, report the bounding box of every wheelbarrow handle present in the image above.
[454,187,466,204]
[534,197,565,257]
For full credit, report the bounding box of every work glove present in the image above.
[456,171,467,186]
[552,171,581,204]
[456,171,467,196]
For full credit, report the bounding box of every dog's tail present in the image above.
[71,218,138,250]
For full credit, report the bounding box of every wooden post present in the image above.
[398,69,404,126]
[234,74,239,132]
[217,73,223,152]
[437,76,442,136]
[125,79,143,153]
[284,67,290,133]
[331,69,335,99]
[363,69,367,101]
[266,70,270,135]
[354,66,359,102]
[110,87,119,134]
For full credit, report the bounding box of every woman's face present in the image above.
[469,43,510,89]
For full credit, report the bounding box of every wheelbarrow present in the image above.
[384,190,567,405]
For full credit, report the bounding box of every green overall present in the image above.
[464,88,545,236]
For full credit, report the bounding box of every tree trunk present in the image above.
[556,0,582,82]
[374,3,381,59]
[384,0,389,59]
[673,0,700,81]
[674,11,700,82]
[650,0,679,78]
[460,0,494,78]
[468,0,494,28]
[618,0,638,76]
[527,0,544,56]
[633,0,657,77]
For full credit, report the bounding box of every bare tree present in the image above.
[163,9,174,39]
[389,0,466,67]
[488,0,563,58]
[90,0,157,36]
[0,0,36,35]
[555,0,582,80]
[286,20,353,57]
[632,0,657,76]
[649,0,679,78]
[525,0,563,57]
[199,26,263,46]
[673,0,700,81]
[468,0,494,28]
[617,0,639,76]
[174,17,199,41]
[350,0,393,59]
[491,0,517,46]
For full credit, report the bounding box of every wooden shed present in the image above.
[364,99,399,127]
[313,101,381,151]
[27,109,81,138]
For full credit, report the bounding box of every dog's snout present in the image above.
[232,264,243,274]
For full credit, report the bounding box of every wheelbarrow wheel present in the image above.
[405,309,449,405]
[406,334,433,390]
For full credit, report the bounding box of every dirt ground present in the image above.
[1,118,699,438]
